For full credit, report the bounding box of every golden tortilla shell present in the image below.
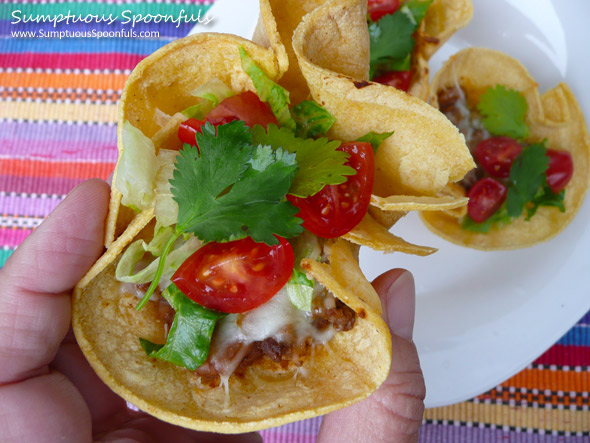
[74,215,391,433]
[422,47,590,250]
[255,0,473,102]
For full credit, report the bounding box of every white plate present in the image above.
[191,0,590,408]
[361,0,590,407]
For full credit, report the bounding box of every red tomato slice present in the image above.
[206,91,277,128]
[467,177,507,223]
[178,91,277,146]
[546,149,573,194]
[368,0,400,21]
[287,141,374,238]
[172,236,294,314]
[372,70,413,92]
[178,118,205,146]
[475,136,522,178]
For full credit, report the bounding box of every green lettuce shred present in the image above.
[239,47,296,131]
[115,121,157,211]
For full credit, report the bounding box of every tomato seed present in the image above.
[252,263,265,272]
[212,277,225,287]
[321,206,331,216]
[202,269,212,277]
[230,285,239,293]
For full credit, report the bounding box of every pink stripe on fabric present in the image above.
[0,227,32,247]
[0,139,118,162]
[0,195,62,217]
[0,176,87,195]
[261,417,322,443]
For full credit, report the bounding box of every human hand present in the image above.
[318,269,426,443]
[0,179,424,442]
[0,179,261,443]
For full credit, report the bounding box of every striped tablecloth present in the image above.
[1,1,589,441]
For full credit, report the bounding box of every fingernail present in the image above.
[385,270,415,340]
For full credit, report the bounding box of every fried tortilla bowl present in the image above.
[74,218,390,432]
[75,31,393,433]
[422,47,590,250]
[254,0,473,102]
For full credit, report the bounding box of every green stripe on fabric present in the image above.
[0,249,14,268]
[2,3,212,21]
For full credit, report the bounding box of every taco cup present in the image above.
[254,0,473,101]
[421,47,590,250]
[74,2,472,432]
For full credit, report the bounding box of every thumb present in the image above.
[318,269,425,443]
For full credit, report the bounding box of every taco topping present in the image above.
[114,48,391,377]
[437,85,573,230]
[368,0,433,91]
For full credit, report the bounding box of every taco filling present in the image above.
[437,84,573,232]
[112,47,389,384]
[368,0,434,91]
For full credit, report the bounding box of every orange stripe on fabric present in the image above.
[424,402,590,433]
[0,72,128,91]
[0,159,114,180]
[499,369,590,393]
[0,102,118,123]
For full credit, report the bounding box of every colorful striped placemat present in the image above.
[1,1,589,441]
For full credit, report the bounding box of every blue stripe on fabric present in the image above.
[0,248,14,268]
[557,325,590,346]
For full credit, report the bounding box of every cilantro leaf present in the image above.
[239,47,296,131]
[462,207,511,233]
[252,124,355,198]
[171,121,254,233]
[292,101,335,138]
[526,184,565,219]
[188,145,302,244]
[402,0,434,24]
[172,123,302,245]
[369,12,416,78]
[357,131,394,154]
[477,86,530,140]
[140,284,226,370]
[505,142,549,218]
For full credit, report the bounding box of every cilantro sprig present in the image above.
[136,121,303,310]
[252,124,355,198]
[369,0,433,78]
[463,141,565,232]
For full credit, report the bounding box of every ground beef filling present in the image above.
[194,297,357,386]
[437,86,488,189]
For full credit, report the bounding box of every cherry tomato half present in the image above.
[172,236,294,314]
[206,91,277,128]
[288,141,374,238]
[178,118,205,146]
[177,91,277,146]
[368,0,400,22]
[546,149,574,194]
[467,177,507,223]
[474,136,522,178]
[372,70,413,92]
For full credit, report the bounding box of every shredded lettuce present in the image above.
[286,269,314,311]
[154,149,180,227]
[115,121,158,211]
[239,47,296,131]
[116,234,202,287]
[291,101,336,138]
[139,283,226,370]
[183,78,236,119]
